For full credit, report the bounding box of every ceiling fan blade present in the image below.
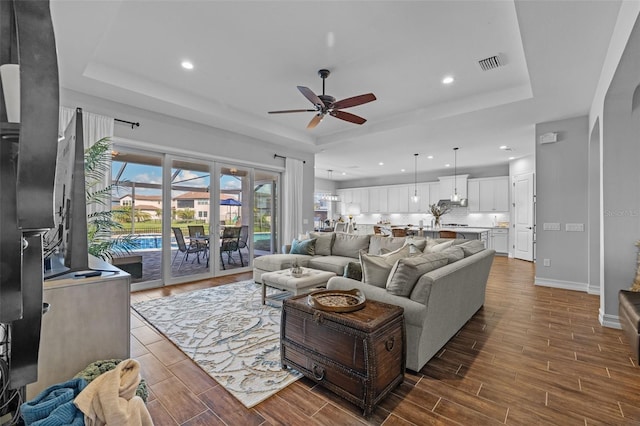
[332,93,376,110]
[307,114,324,129]
[268,109,317,114]
[330,110,367,125]
[297,86,324,107]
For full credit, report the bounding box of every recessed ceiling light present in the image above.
[379,162,384,166]
[442,75,454,85]
[342,172,346,175]
[445,163,451,167]
[181,60,194,70]
[401,168,406,172]
[427,155,433,159]
[508,156,515,160]
[499,145,509,150]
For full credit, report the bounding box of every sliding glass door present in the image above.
[217,163,251,273]
[111,150,164,286]
[254,169,279,258]
[169,158,212,281]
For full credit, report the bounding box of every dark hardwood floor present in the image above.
[130,257,640,425]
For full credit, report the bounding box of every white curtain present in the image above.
[59,106,115,215]
[283,158,304,246]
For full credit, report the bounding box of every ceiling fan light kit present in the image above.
[268,69,376,129]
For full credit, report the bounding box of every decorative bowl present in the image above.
[307,288,366,312]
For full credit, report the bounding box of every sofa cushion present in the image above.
[309,232,335,256]
[289,238,316,255]
[459,240,486,257]
[368,235,406,255]
[359,245,410,288]
[332,233,371,258]
[386,252,449,297]
[307,256,353,275]
[253,254,311,271]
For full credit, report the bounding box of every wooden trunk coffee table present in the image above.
[281,293,405,416]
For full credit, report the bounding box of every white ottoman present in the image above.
[261,268,337,305]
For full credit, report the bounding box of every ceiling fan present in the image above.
[268,69,376,129]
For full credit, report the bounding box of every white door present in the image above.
[514,173,535,261]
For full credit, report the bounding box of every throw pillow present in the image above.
[386,252,449,297]
[459,240,485,257]
[429,240,455,252]
[332,233,371,258]
[407,237,428,254]
[368,235,406,255]
[309,232,335,256]
[289,238,316,255]
[359,244,411,288]
[343,262,363,281]
[442,246,465,263]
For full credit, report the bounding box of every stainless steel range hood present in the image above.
[437,198,468,208]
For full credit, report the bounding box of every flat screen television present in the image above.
[43,108,90,279]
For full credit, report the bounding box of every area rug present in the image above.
[131,280,301,408]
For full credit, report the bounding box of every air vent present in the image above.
[478,54,504,71]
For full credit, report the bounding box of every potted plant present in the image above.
[85,137,138,260]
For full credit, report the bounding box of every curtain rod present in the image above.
[274,154,306,164]
[115,118,140,129]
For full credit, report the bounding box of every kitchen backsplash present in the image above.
[353,207,510,228]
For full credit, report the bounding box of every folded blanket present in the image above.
[74,359,148,402]
[20,377,86,426]
[74,359,152,426]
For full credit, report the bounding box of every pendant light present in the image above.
[411,153,419,203]
[451,147,460,202]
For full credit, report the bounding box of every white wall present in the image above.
[61,89,318,233]
[535,116,589,291]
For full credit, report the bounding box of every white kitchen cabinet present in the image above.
[468,177,509,212]
[428,182,440,207]
[368,187,388,213]
[388,185,409,212]
[490,228,509,254]
[467,180,480,211]
[350,188,369,214]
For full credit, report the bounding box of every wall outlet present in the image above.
[303,219,308,225]
[543,259,551,267]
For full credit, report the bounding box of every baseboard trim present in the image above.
[534,277,588,293]
[599,308,621,329]
[587,284,601,295]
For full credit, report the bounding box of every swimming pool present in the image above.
[129,232,273,250]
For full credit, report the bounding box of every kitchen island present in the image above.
[421,227,490,246]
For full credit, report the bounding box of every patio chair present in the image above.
[237,225,249,266]
[220,226,242,270]
[172,227,204,269]
[188,225,208,261]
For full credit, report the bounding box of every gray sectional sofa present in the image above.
[253,232,495,372]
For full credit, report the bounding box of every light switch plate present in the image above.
[566,223,584,232]
[543,223,561,231]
